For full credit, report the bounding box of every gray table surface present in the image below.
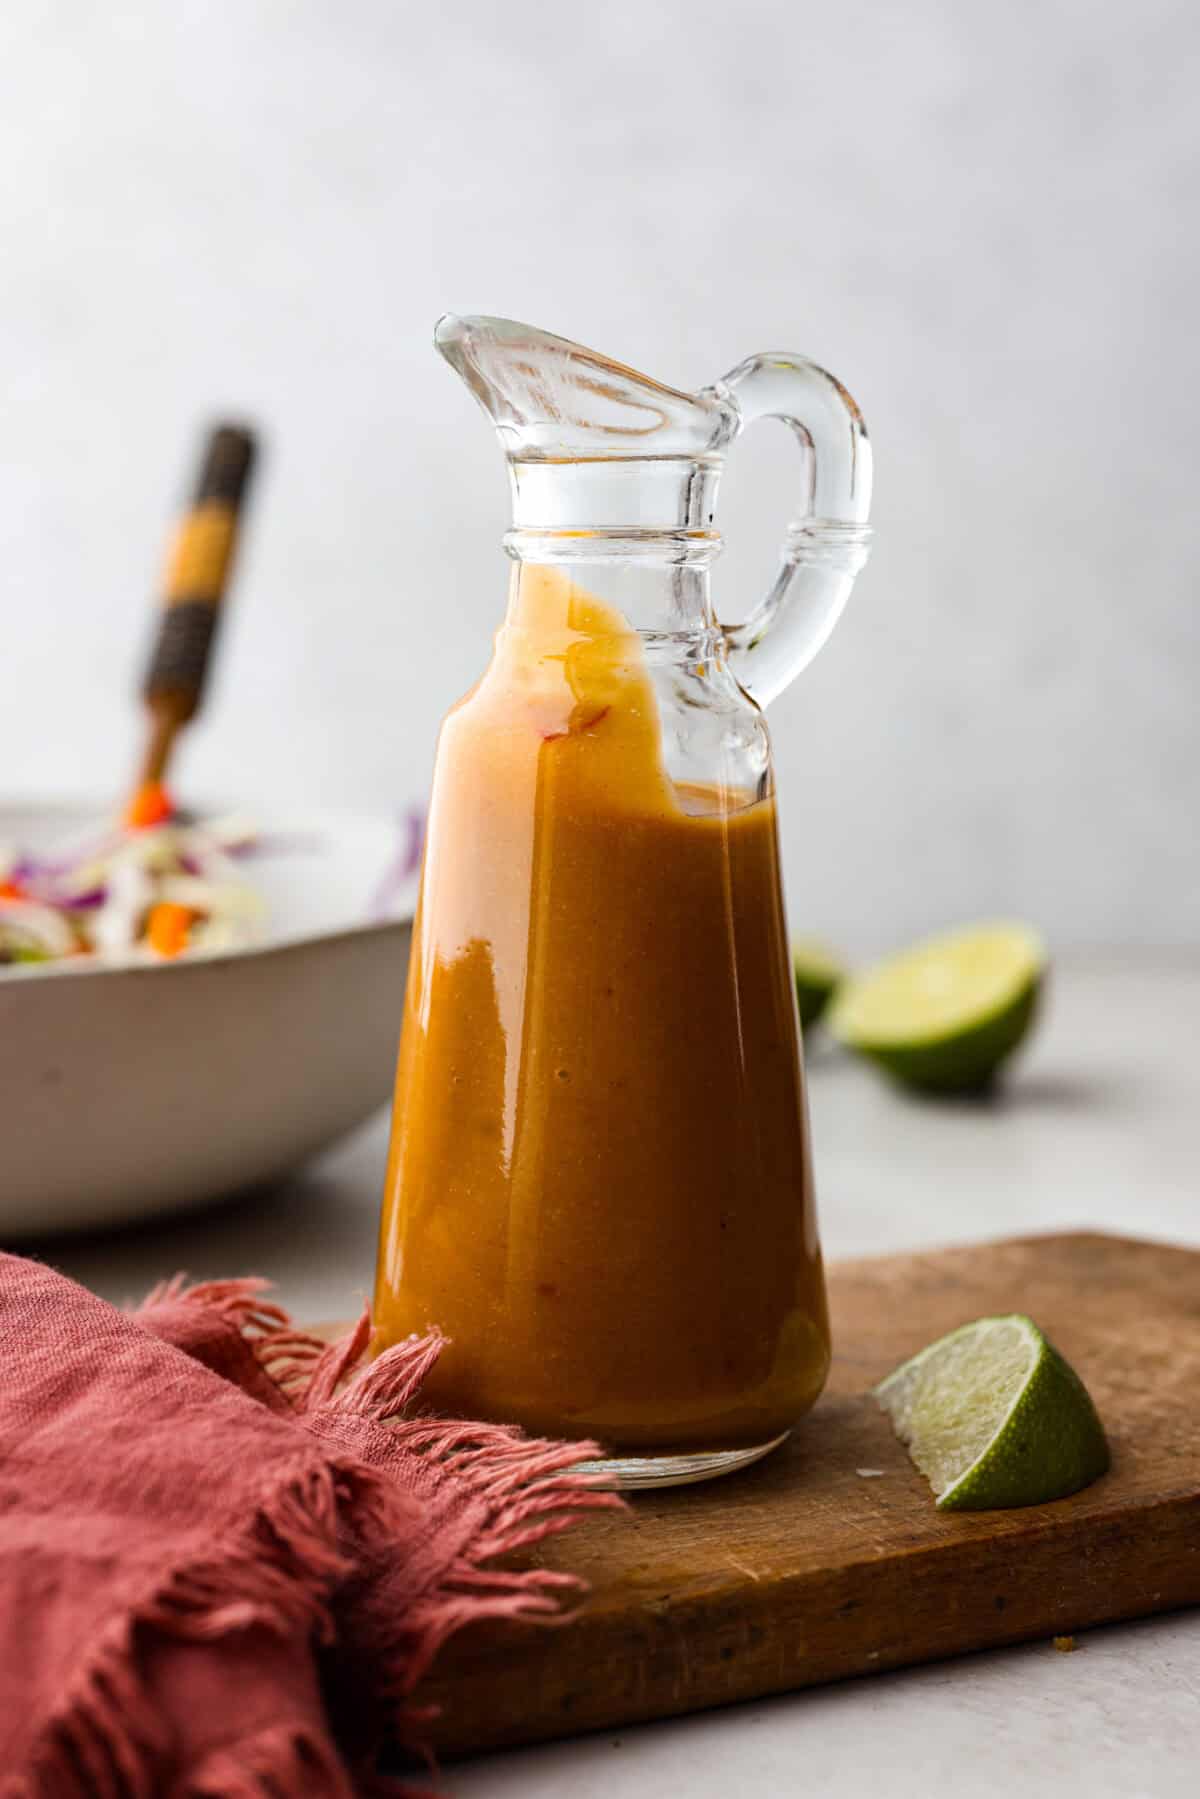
[33,956,1200,1797]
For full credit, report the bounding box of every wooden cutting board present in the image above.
[388,1232,1200,1756]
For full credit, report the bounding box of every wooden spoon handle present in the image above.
[137,424,257,786]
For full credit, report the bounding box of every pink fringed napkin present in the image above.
[0,1253,618,1796]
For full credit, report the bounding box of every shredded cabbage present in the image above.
[0,813,267,969]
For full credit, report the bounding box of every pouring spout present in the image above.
[432,317,871,699]
[433,314,735,465]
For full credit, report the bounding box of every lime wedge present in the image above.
[792,937,846,1029]
[875,1315,1109,1510]
[828,921,1045,1091]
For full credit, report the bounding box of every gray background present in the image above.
[3,0,1196,953]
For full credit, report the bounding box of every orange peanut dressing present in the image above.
[374,567,829,1452]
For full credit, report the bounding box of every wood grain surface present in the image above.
[391,1232,1200,1756]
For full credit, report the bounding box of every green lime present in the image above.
[828,921,1045,1091]
[792,938,846,1029]
[875,1314,1109,1510]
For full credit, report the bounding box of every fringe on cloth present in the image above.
[138,1275,332,1413]
[18,1280,621,1798]
[305,1318,621,1705]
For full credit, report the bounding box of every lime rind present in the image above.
[875,1313,1110,1511]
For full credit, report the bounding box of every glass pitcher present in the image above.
[375,316,872,1487]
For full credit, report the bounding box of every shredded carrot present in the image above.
[0,880,25,900]
[146,902,193,958]
[125,782,174,830]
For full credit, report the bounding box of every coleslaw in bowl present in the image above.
[1,798,422,1237]
[0,812,269,966]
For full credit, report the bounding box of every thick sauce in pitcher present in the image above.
[374,567,829,1452]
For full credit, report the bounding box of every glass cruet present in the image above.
[375,315,872,1488]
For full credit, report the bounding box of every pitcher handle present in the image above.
[708,354,873,708]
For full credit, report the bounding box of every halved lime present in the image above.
[875,1314,1109,1510]
[792,937,846,1029]
[828,921,1045,1091]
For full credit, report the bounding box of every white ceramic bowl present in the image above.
[0,801,418,1239]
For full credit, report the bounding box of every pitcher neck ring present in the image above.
[506,453,722,542]
[505,526,721,567]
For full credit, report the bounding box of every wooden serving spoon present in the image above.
[127,423,258,828]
